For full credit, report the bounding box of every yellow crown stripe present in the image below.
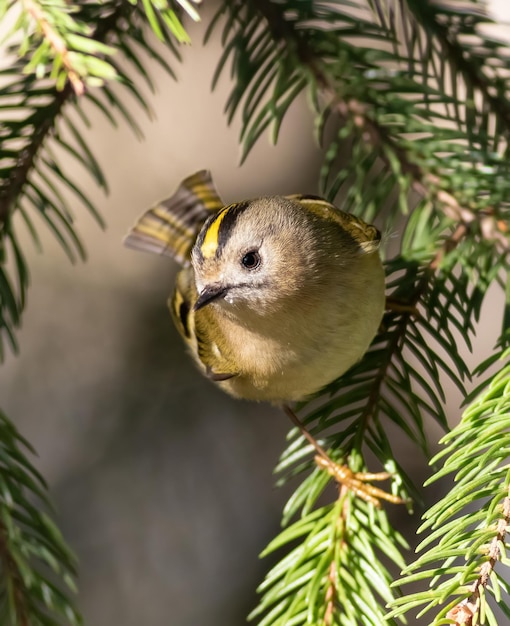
[200,206,231,258]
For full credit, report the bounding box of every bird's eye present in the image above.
[241,250,261,270]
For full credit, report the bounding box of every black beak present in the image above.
[194,284,228,311]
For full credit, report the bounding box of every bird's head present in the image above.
[191,196,330,315]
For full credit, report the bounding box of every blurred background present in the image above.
[1,2,508,625]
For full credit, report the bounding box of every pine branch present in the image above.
[247,0,424,186]
[3,0,119,93]
[389,335,510,624]
[0,6,189,620]
[210,0,510,247]
[0,410,81,626]
[1,0,198,92]
[0,0,195,230]
[252,491,408,626]
[22,0,87,95]
[0,0,130,229]
[0,0,189,356]
[448,492,510,625]
[0,1,130,357]
[0,82,71,229]
[401,0,510,134]
[266,0,509,238]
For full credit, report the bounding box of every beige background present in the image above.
[1,3,507,625]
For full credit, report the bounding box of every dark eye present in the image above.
[241,250,261,270]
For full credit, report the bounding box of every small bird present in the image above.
[125,170,401,506]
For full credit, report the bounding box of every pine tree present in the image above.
[0,1,509,625]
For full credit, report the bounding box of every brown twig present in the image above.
[24,0,85,96]
[324,486,350,625]
[323,559,337,626]
[446,488,510,625]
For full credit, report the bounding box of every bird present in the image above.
[124,170,402,507]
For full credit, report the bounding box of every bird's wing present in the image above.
[124,170,225,266]
[288,194,381,254]
[169,268,238,381]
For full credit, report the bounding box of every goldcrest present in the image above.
[124,170,385,404]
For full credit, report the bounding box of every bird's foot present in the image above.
[314,456,404,508]
[282,404,404,508]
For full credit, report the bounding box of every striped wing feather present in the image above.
[124,170,225,265]
[287,195,381,253]
[169,268,239,381]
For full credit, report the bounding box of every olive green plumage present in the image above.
[124,170,385,403]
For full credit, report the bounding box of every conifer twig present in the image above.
[250,0,510,252]
[23,0,85,95]
[0,85,71,227]
[324,489,349,626]
[0,0,131,230]
[446,489,510,626]
[401,0,510,132]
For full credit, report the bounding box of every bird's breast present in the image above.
[187,252,385,404]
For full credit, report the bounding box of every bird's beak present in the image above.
[194,284,228,311]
